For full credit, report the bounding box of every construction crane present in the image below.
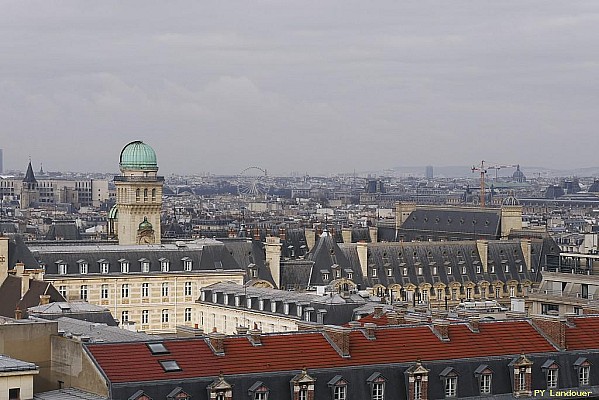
[471,161,519,207]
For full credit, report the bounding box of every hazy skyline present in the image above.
[1,1,598,176]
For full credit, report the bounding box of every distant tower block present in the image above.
[425,165,433,179]
[114,141,163,245]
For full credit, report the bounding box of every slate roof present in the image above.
[45,221,81,241]
[86,319,556,384]
[28,302,117,326]
[23,161,37,183]
[0,276,65,318]
[221,239,274,285]
[34,388,107,400]
[398,207,501,241]
[30,240,245,276]
[7,234,40,268]
[54,316,160,343]
[0,354,38,372]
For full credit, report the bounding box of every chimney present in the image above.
[208,330,226,355]
[265,236,282,289]
[0,236,9,285]
[395,202,416,230]
[532,315,567,350]
[21,275,31,299]
[386,311,399,325]
[373,305,384,318]
[369,226,378,243]
[248,325,262,346]
[39,294,51,305]
[14,307,22,320]
[356,241,368,279]
[236,326,249,335]
[520,239,532,271]
[323,326,351,357]
[363,322,376,340]
[468,316,480,333]
[15,262,25,277]
[432,319,450,341]
[476,240,489,273]
[341,228,352,244]
[305,228,316,251]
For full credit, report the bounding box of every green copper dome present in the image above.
[119,141,158,171]
[138,216,153,231]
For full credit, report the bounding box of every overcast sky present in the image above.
[1,1,598,176]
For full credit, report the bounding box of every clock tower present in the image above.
[114,141,163,245]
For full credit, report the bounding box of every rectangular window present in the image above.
[101,284,109,299]
[162,309,169,323]
[495,287,501,298]
[334,386,346,400]
[547,369,558,388]
[162,283,169,297]
[505,265,509,272]
[121,261,130,274]
[476,265,481,274]
[79,263,88,274]
[58,263,67,275]
[480,374,491,394]
[142,283,149,297]
[121,310,129,323]
[184,260,192,271]
[403,267,408,275]
[417,267,423,275]
[510,286,516,297]
[461,266,466,274]
[8,388,20,400]
[161,260,169,272]
[184,308,192,322]
[142,310,149,324]
[298,389,308,400]
[466,288,473,300]
[414,379,422,400]
[519,369,526,391]
[447,266,452,275]
[579,366,590,386]
[185,282,192,296]
[59,286,67,298]
[372,268,377,277]
[490,265,495,273]
[445,376,457,397]
[372,382,384,400]
[323,273,329,281]
[481,288,487,299]
[122,284,129,298]
[101,262,109,274]
[432,266,437,275]
[519,264,523,272]
[80,285,88,300]
[387,268,393,277]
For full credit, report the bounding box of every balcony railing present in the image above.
[529,288,594,300]
[113,176,164,182]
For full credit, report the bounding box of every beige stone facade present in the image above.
[197,302,298,334]
[45,272,245,334]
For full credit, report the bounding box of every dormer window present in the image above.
[367,372,386,400]
[328,375,348,400]
[271,301,277,313]
[372,268,377,277]
[475,365,493,395]
[57,261,68,275]
[440,367,458,398]
[461,266,466,275]
[542,360,559,389]
[120,259,130,273]
[77,260,88,274]
[574,357,591,387]
[159,258,170,272]
[182,257,192,271]
[387,268,393,277]
[249,381,270,400]
[99,260,109,274]
[322,272,330,281]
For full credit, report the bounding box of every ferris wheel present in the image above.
[237,166,270,199]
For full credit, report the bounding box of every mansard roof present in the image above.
[398,207,502,241]
[30,240,245,276]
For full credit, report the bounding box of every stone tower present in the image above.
[20,161,39,208]
[500,195,523,239]
[114,141,163,245]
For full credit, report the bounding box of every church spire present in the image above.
[23,161,37,183]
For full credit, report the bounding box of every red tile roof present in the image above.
[86,319,559,384]
[345,314,390,326]
[566,316,599,350]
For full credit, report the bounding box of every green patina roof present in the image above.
[108,204,118,219]
[119,141,158,170]
[139,216,153,231]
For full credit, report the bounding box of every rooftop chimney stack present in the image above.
[248,325,262,346]
[208,329,226,355]
[432,319,450,341]
[363,322,377,340]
